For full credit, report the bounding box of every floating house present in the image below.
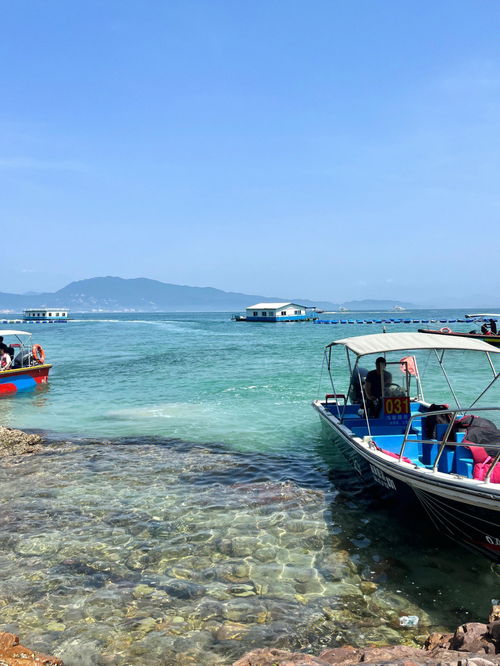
[233,302,314,322]
[23,308,69,323]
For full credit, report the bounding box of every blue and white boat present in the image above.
[312,332,500,563]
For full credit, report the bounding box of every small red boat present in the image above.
[0,330,52,395]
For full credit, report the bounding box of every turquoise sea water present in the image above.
[0,311,498,665]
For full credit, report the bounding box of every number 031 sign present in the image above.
[383,397,410,416]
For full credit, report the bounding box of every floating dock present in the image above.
[313,317,497,325]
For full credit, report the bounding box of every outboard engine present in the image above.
[349,366,368,404]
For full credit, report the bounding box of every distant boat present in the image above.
[418,327,500,348]
[338,306,349,312]
[392,306,406,312]
[465,313,500,319]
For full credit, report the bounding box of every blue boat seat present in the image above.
[455,445,474,478]
[420,431,466,471]
[370,434,420,463]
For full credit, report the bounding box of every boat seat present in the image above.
[371,434,420,463]
[455,445,474,478]
[420,431,466,471]
[346,424,410,437]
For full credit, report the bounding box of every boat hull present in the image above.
[0,364,52,395]
[418,328,500,348]
[314,402,500,563]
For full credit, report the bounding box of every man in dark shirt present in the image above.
[0,337,8,354]
[364,357,392,417]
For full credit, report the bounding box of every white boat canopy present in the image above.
[327,332,500,356]
[0,330,32,337]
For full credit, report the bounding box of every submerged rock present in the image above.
[0,427,44,456]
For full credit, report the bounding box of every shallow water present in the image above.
[0,311,499,664]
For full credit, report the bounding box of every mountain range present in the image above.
[0,277,414,313]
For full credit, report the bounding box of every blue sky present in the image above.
[1,1,499,305]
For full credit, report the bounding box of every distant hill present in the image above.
[0,277,341,312]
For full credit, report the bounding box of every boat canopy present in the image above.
[0,330,32,337]
[326,332,500,356]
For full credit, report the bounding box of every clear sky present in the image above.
[1,1,499,305]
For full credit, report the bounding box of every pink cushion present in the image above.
[376,447,413,464]
[473,460,500,483]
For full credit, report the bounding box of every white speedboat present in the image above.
[312,332,500,563]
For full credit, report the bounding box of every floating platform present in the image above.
[313,317,496,325]
[0,319,68,324]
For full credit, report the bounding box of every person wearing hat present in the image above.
[364,357,392,418]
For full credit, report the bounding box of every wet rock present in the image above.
[0,631,63,664]
[424,631,453,651]
[0,426,44,456]
[222,599,267,623]
[216,621,251,641]
[232,647,328,665]
[161,580,207,600]
[488,619,500,649]
[231,481,325,508]
[489,605,500,623]
[227,582,258,597]
[253,546,276,562]
[132,584,156,598]
[317,551,358,582]
[449,621,496,654]
[195,600,224,622]
[359,581,377,595]
[217,562,252,583]
[15,535,61,557]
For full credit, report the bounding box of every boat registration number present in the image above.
[384,397,410,415]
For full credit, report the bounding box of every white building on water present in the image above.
[244,302,310,322]
[23,308,69,322]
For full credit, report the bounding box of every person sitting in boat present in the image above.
[0,337,14,361]
[0,349,12,371]
[481,322,490,335]
[364,357,392,418]
[490,319,497,335]
[0,337,8,355]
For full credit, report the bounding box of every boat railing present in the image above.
[400,406,500,483]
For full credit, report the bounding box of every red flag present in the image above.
[400,356,416,376]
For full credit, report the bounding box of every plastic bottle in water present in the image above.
[399,615,419,627]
